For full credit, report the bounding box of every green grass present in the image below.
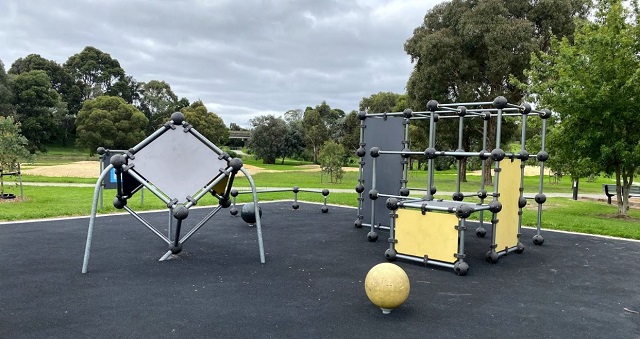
[3,155,639,241]
[521,198,640,239]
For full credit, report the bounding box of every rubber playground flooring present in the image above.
[1,201,639,338]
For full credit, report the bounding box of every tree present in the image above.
[247,115,288,164]
[319,140,345,183]
[303,108,329,164]
[9,55,81,145]
[359,92,404,113]
[75,96,148,153]
[339,110,360,154]
[64,46,125,101]
[180,101,228,145]
[404,0,590,184]
[12,70,65,153]
[0,60,14,116]
[107,75,143,105]
[0,116,31,196]
[138,80,180,131]
[524,0,640,216]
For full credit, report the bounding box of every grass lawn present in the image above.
[2,150,638,241]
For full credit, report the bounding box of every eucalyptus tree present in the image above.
[64,46,125,101]
[405,0,590,183]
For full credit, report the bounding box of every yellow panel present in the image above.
[395,209,459,264]
[495,160,521,251]
[211,177,229,196]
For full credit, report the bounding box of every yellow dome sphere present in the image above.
[364,263,410,314]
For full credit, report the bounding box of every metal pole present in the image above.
[82,165,114,273]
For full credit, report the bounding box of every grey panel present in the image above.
[130,128,227,202]
[361,117,404,228]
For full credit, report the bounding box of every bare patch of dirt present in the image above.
[21,161,101,178]
[19,161,357,178]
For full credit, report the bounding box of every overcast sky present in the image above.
[0,0,445,127]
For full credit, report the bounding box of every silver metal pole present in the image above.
[240,167,266,264]
[82,165,114,273]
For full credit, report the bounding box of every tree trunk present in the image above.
[483,119,497,185]
[460,158,468,183]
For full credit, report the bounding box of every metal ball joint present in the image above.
[427,100,439,112]
[539,109,552,119]
[384,248,397,261]
[534,193,546,204]
[356,147,366,158]
[321,206,329,213]
[369,147,380,158]
[229,158,243,172]
[457,106,467,117]
[479,150,490,160]
[533,234,545,246]
[452,192,464,201]
[518,149,530,160]
[109,154,127,170]
[424,147,437,159]
[357,111,367,120]
[491,148,506,161]
[293,186,300,193]
[430,186,437,195]
[229,207,238,216]
[386,198,399,211]
[486,250,499,264]
[219,197,231,208]
[173,205,189,220]
[477,190,488,199]
[230,189,239,197]
[113,197,127,209]
[522,103,532,115]
[453,261,469,276]
[354,219,363,228]
[400,149,411,158]
[518,197,527,208]
[169,243,183,255]
[454,148,466,160]
[515,242,525,254]
[292,202,299,210]
[322,189,330,197]
[367,231,378,242]
[171,112,185,125]
[455,204,474,219]
[96,147,106,155]
[402,109,413,118]
[537,151,549,162]
[475,227,486,238]
[493,96,508,109]
[489,200,502,213]
[432,113,440,122]
[399,187,410,197]
[355,184,365,194]
[368,189,379,200]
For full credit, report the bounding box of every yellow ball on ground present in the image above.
[364,263,410,314]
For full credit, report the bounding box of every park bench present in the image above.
[603,184,640,204]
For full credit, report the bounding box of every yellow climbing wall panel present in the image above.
[395,209,459,264]
[495,159,521,251]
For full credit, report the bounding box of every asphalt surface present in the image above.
[1,201,639,338]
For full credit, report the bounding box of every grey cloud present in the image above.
[0,0,444,126]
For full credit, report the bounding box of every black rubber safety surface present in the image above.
[1,201,639,338]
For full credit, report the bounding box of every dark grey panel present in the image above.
[361,117,404,228]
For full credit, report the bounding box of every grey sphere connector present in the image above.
[369,147,380,158]
[426,100,439,112]
[173,205,189,220]
[171,112,185,125]
[357,111,368,120]
[96,147,106,155]
[402,109,413,118]
[493,96,508,109]
[229,158,243,172]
